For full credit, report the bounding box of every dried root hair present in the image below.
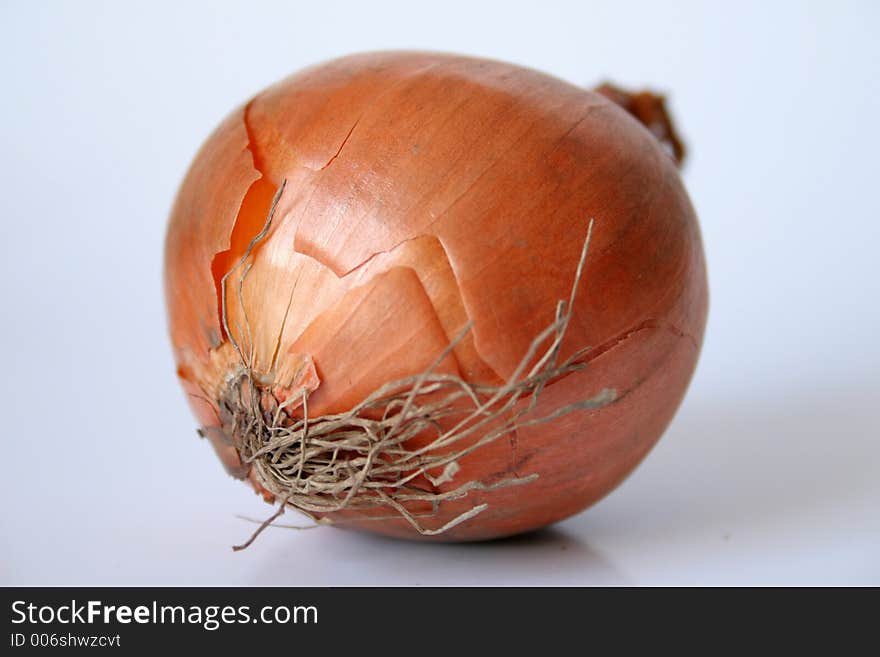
[212,181,615,549]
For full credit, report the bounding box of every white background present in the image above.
[1,1,877,585]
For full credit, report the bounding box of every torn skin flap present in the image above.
[284,265,461,418]
[268,353,321,411]
[164,105,261,362]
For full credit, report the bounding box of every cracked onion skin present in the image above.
[165,51,708,542]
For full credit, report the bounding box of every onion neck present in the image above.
[594,83,686,167]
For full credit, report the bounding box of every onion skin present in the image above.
[165,52,708,541]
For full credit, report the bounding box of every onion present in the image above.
[164,52,708,543]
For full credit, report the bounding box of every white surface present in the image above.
[1,1,878,585]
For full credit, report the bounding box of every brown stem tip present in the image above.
[594,83,686,166]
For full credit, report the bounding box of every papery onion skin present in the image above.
[165,52,708,541]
